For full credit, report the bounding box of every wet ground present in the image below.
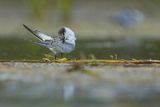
[0,62,160,107]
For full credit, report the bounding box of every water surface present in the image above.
[0,37,160,60]
[0,36,160,107]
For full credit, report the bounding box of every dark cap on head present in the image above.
[58,27,66,36]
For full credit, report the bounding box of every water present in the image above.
[0,36,160,107]
[0,62,160,107]
[0,37,160,60]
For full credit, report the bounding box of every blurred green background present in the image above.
[0,0,160,38]
[0,0,160,60]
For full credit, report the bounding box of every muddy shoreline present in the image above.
[0,60,160,107]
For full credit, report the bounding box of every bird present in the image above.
[23,24,76,59]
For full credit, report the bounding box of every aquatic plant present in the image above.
[66,62,99,78]
[109,54,118,60]
[43,54,68,62]
[42,54,55,62]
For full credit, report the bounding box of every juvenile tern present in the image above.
[23,24,76,59]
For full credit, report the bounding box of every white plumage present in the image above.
[23,24,76,56]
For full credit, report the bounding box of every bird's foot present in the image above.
[56,58,68,62]
[43,54,57,62]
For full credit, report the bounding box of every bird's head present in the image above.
[58,27,76,45]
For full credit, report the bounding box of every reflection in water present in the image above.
[0,63,160,107]
[63,84,75,101]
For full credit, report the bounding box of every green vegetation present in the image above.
[27,0,73,23]
[57,0,73,23]
[28,0,46,19]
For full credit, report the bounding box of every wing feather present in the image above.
[23,24,53,41]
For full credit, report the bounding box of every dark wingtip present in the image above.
[23,24,43,41]
[23,24,27,28]
[23,24,30,30]
[23,24,34,34]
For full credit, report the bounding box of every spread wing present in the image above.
[23,24,53,41]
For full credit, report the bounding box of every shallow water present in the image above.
[0,37,160,60]
[0,62,160,107]
[0,37,160,107]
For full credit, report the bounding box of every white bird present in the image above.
[23,24,76,59]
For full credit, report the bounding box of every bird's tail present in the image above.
[23,24,44,41]
[23,24,53,41]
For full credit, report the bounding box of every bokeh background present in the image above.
[1,1,160,107]
[1,0,160,38]
[1,0,160,60]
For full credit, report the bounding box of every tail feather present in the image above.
[23,24,43,41]
[23,24,53,41]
